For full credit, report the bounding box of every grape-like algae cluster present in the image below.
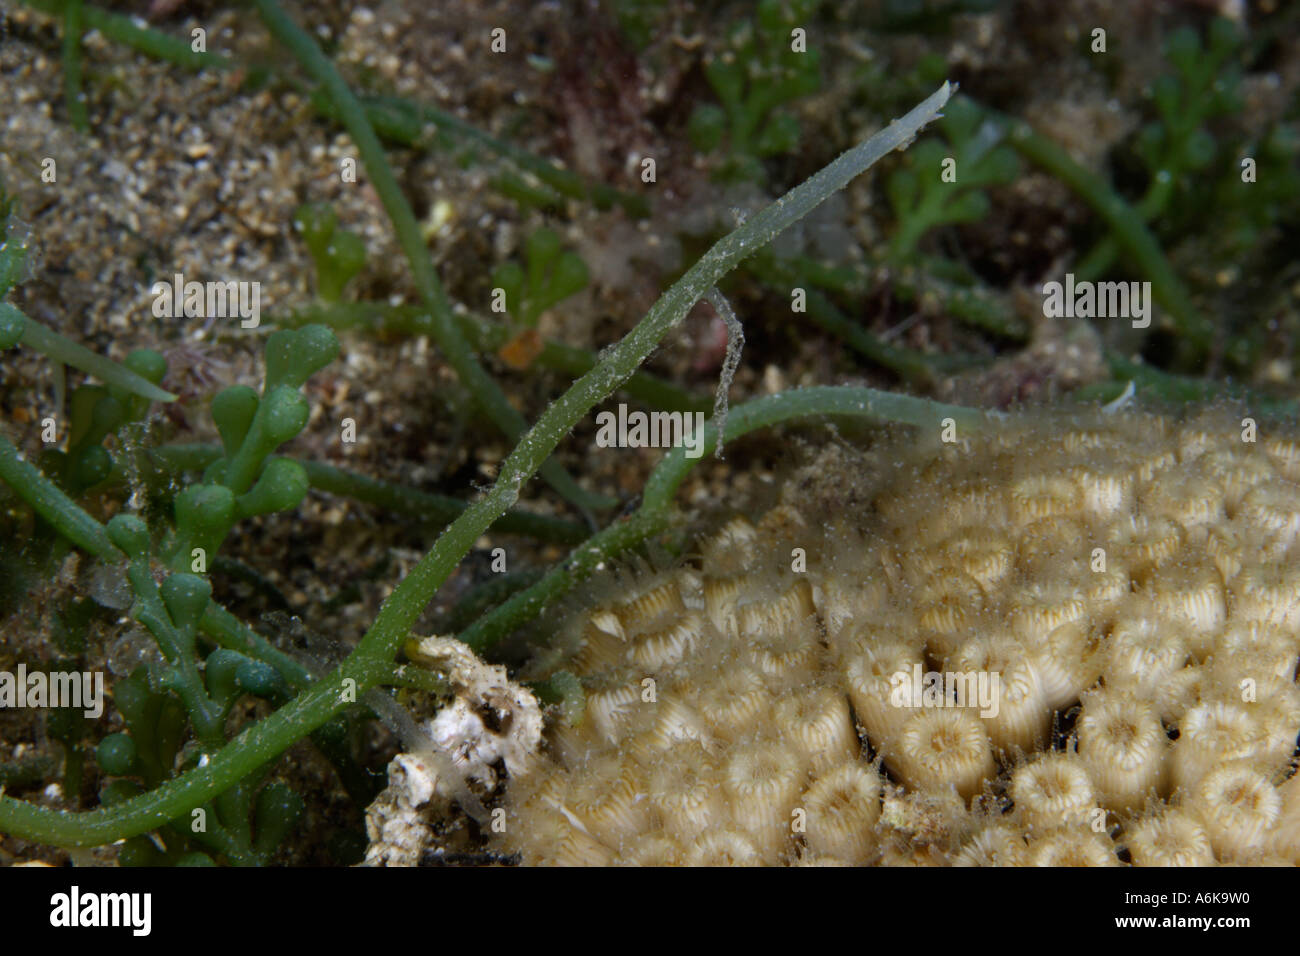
[497,408,1300,865]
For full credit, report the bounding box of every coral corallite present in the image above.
[498,409,1300,865]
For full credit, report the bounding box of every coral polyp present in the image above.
[495,409,1300,865]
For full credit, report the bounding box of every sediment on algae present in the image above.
[495,407,1300,866]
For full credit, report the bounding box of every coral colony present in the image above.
[477,410,1300,865]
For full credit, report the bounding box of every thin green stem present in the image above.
[0,432,117,559]
[253,0,613,518]
[22,0,234,72]
[6,304,175,403]
[60,0,89,132]
[1071,352,1299,416]
[748,256,945,384]
[435,568,545,635]
[1074,172,1177,283]
[357,94,648,218]
[281,301,710,414]
[148,444,588,545]
[520,337,710,414]
[299,457,587,544]
[379,664,450,696]
[940,284,1029,341]
[994,111,1215,354]
[461,516,657,654]
[199,604,315,691]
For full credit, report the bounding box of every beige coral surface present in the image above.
[497,409,1300,865]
